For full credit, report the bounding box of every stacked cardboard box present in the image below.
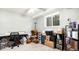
[45,36,54,48]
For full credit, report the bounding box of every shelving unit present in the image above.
[64,24,79,51]
[55,29,64,50]
[77,24,79,50]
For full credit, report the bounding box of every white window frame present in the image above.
[44,12,60,27]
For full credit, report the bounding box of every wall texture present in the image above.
[36,8,79,32]
[0,10,33,35]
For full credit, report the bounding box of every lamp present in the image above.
[34,22,37,31]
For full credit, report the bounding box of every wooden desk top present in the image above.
[0,32,27,37]
[55,32,63,34]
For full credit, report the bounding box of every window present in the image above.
[47,17,52,26]
[45,12,60,27]
[53,15,60,26]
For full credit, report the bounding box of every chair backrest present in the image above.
[45,31,53,36]
[10,32,19,36]
[10,32,19,41]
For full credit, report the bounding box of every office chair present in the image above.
[8,32,21,49]
[45,31,56,41]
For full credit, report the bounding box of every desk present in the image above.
[0,32,28,50]
[0,34,10,40]
[0,33,28,40]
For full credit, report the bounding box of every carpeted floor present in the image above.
[1,42,60,51]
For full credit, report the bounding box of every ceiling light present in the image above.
[27,9,37,14]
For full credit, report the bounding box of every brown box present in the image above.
[33,39,39,44]
[45,39,54,48]
[46,36,50,41]
[26,39,32,44]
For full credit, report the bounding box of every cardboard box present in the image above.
[33,39,39,44]
[26,39,32,44]
[45,35,54,48]
[46,36,50,41]
[45,39,54,48]
[48,41,54,48]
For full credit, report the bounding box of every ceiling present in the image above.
[1,8,75,19]
[0,8,50,18]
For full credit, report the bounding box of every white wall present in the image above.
[0,10,33,35]
[60,8,79,27]
[36,8,79,32]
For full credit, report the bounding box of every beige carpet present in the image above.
[1,42,60,51]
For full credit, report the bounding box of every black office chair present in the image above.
[45,31,56,41]
[8,32,20,49]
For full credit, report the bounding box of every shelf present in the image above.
[67,37,78,41]
[67,48,78,51]
[56,44,62,50]
[72,38,78,41]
